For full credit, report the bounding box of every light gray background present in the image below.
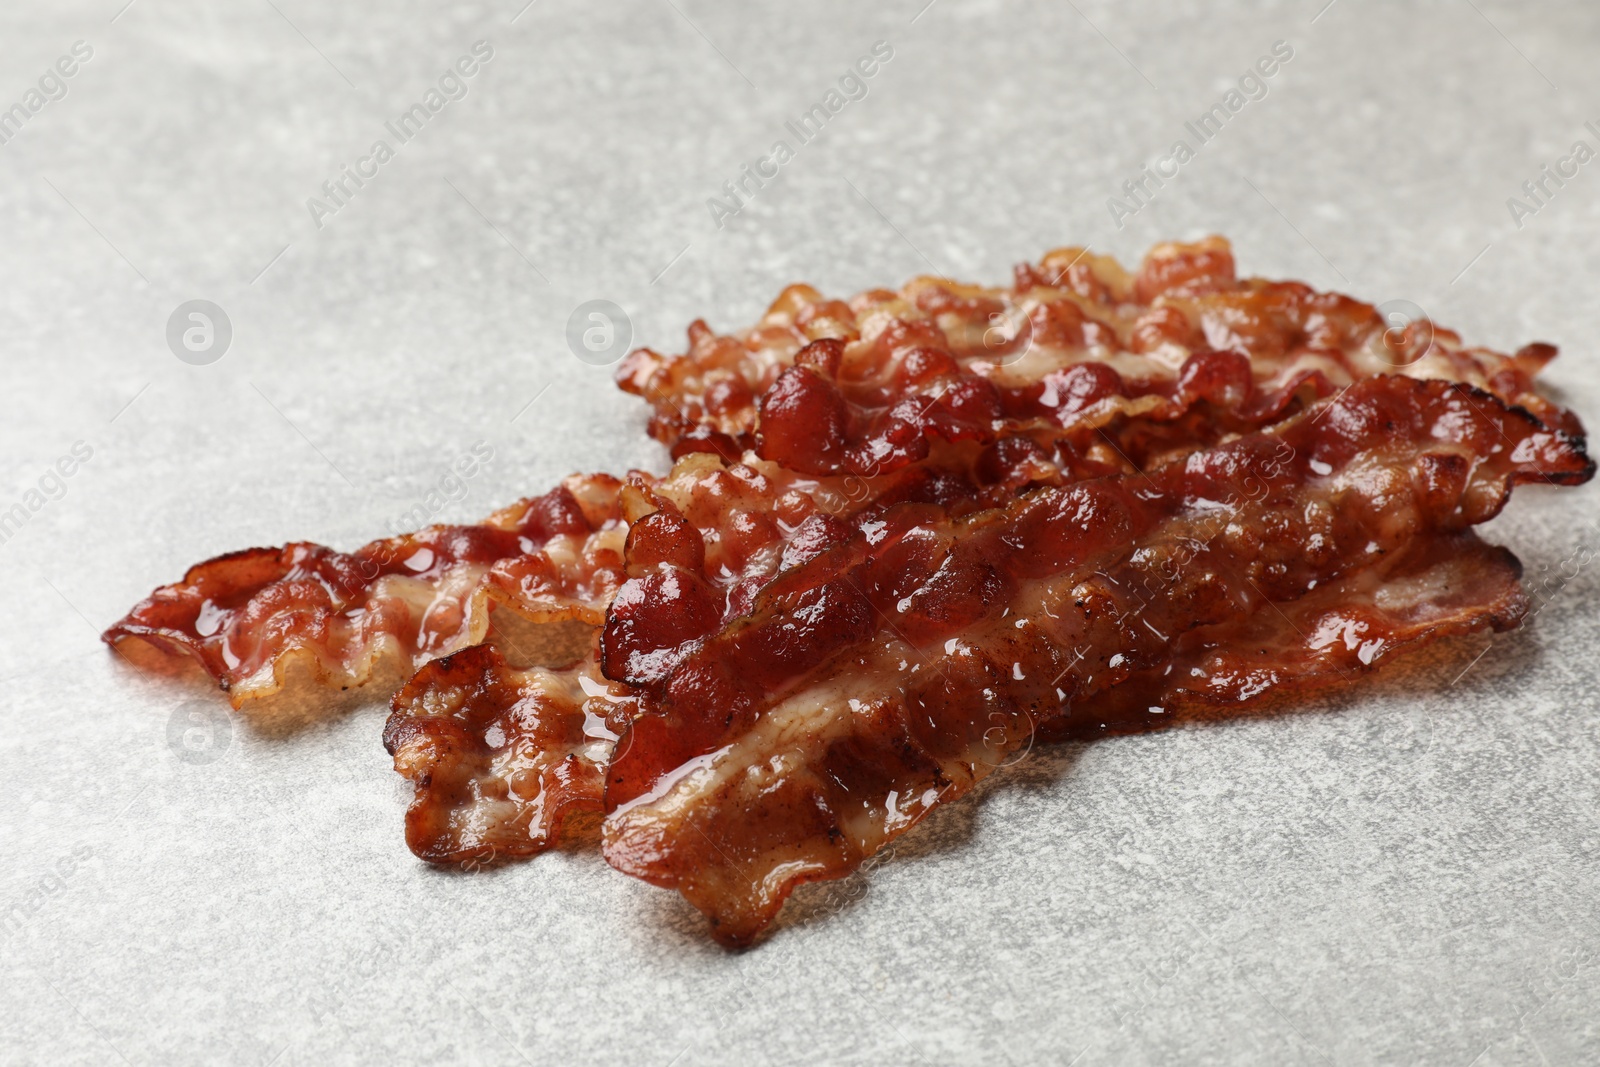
[2,1,1597,1064]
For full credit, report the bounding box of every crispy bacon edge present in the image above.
[101,477,627,706]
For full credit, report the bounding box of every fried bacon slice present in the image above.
[598,377,1591,944]
[103,476,627,706]
[380,437,1110,861]
[383,644,635,864]
[617,237,1579,476]
[1040,530,1529,742]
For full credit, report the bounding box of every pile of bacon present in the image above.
[106,238,1592,945]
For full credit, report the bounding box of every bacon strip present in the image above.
[383,644,633,863]
[381,439,1099,861]
[618,237,1578,476]
[103,477,627,706]
[1041,530,1528,742]
[598,377,1591,944]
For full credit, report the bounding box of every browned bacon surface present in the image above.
[383,644,635,863]
[1042,530,1529,741]
[381,442,1094,861]
[103,477,627,705]
[599,377,1591,944]
[618,237,1578,476]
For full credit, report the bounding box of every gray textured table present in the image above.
[2,1,1598,1064]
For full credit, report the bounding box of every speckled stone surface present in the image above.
[2,1,1598,1063]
